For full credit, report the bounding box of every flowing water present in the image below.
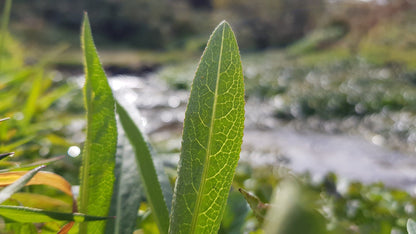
[106,74,416,194]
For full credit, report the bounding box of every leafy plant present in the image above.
[76,13,245,234]
[0,118,110,233]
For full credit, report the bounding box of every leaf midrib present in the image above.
[189,23,225,233]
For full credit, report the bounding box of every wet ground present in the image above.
[108,74,416,194]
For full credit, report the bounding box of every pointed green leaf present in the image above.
[79,13,117,233]
[0,205,110,223]
[0,152,13,161]
[0,165,45,204]
[170,21,245,234]
[238,188,270,223]
[408,219,416,234]
[115,101,169,234]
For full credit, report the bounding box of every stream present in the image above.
[105,74,416,194]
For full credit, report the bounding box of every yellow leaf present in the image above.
[0,171,72,196]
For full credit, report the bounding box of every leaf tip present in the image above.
[0,117,10,122]
[0,152,14,160]
[218,20,232,29]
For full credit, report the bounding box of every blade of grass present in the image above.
[0,152,13,161]
[169,21,245,234]
[0,165,45,204]
[115,101,169,234]
[0,205,111,223]
[0,155,65,172]
[7,193,72,212]
[78,13,117,233]
[22,71,43,127]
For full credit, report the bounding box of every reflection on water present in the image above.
[71,71,416,194]
[67,146,81,158]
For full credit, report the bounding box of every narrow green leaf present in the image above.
[0,205,110,223]
[238,188,270,223]
[408,219,416,234]
[169,21,245,234]
[0,152,13,161]
[116,101,169,234]
[8,193,72,212]
[105,119,142,234]
[22,72,43,126]
[79,13,117,233]
[0,155,65,172]
[0,165,45,204]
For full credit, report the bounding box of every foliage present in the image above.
[170,20,244,233]
[78,15,117,233]
[2,2,416,234]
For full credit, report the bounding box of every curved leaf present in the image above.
[0,170,72,196]
[170,21,245,234]
[78,13,117,233]
[0,165,44,204]
[116,101,169,234]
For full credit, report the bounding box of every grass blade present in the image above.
[169,21,245,234]
[79,13,117,233]
[7,193,72,212]
[0,152,13,161]
[22,72,43,126]
[116,101,170,234]
[0,205,111,223]
[0,165,45,204]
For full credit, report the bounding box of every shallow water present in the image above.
[108,74,416,194]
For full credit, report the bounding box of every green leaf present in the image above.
[219,189,249,234]
[105,117,142,234]
[116,101,170,234]
[0,205,110,223]
[79,13,117,233]
[238,188,269,223]
[169,21,245,234]
[8,193,72,212]
[22,72,43,126]
[0,165,45,204]
[263,180,328,234]
[0,152,13,161]
[408,219,416,234]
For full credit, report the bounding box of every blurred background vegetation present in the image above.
[7,0,415,70]
[2,0,416,233]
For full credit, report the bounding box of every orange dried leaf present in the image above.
[0,171,72,196]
